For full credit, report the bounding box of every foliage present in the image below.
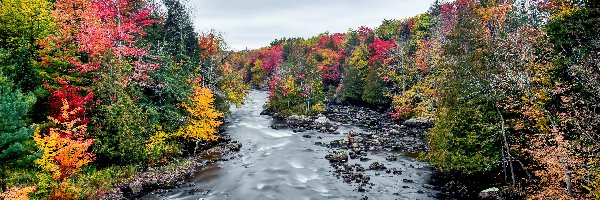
[33,99,94,180]
[428,101,500,174]
[339,45,368,103]
[0,75,37,192]
[72,165,136,199]
[198,32,250,111]
[0,186,36,200]
[175,86,223,141]
[0,0,52,49]
[1,0,247,198]
[92,95,149,164]
[361,66,390,106]
[146,126,181,164]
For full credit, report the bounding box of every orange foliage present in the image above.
[199,33,220,59]
[526,128,580,199]
[0,186,36,200]
[33,99,94,180]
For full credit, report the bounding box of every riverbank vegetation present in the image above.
[228,0,599,198]
[0,0,247,198]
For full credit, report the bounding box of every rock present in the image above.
[128,182,143,194]
[403,117,433,128]
[302,134,312,138]
[386,154,397,161]
[260,110,271,115]
[357,186,366,192]
[354,164,365,172]
[270,123,288,130]
[369,162,386,170]
[228,141,242,151]
[479,187,501,200]
[326,152,348,163]
[315,116,330,124]
[402,179,414,183]
[443,181,468,196]
[349,151,358,159]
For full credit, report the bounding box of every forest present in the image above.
[1,0,599,199]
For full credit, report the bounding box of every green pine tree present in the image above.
[0,74,37,192]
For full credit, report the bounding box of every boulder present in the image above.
[479,187,502,200]
[369,162,386,170]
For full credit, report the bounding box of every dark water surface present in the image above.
[140,90,441,200]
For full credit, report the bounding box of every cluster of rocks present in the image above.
[320,128,428,158]
[270,114,339,133]
[325,104,433,130]
[325,104,392,128]
[325,104,432,152]
[325,151,373,193]
[323,149,414,194]
[266,104,439,197]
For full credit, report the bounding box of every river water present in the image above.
[140,90,442,200]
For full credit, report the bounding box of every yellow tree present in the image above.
[0,0,52,48]
[176,86,223,141]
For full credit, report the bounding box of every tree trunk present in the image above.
[564,163,573,196]
[1,170,7,192]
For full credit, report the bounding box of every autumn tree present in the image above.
[34,81,95,180]
[427,0,502,174]
[339,44,368,103]
[176,86,223,141]
[361,38,395,106]
[0,0,52,92]
[197,31,249,112]
[542,0,600,197]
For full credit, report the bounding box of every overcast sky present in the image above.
[187,0,437,50]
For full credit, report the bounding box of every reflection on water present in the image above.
[139,90,441,200]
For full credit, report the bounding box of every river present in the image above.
[140,90,442,200]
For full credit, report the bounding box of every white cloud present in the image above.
[188,0,437,50]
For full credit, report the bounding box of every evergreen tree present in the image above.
[0,74,37,192]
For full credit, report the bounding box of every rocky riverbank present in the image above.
[263,103,438,199]
[101,136,242,200]
[267,103,432,154]
[266,103,516,199]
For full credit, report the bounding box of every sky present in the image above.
[188,0,437,50]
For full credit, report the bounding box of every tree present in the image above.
[427,0,501,174]
[542,1,600,197]
[340,45,368,103]
[175,86,223,141]
[361,65,390,106]
[361,38,395,106]
[0,75,37,192]
[161,0,201,67]
[31,78,96,181]
[0,0,52,92]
